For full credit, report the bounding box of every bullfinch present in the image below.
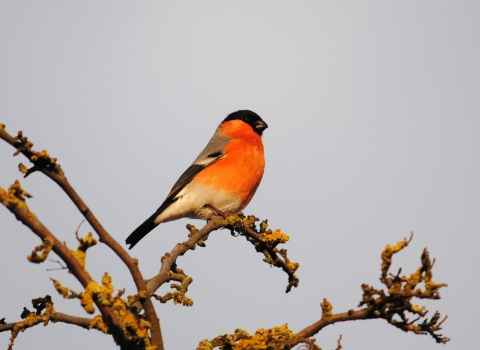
[126,110,268,249]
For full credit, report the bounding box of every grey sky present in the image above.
[1,2,479,349]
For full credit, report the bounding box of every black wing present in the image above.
[125,157,223,249]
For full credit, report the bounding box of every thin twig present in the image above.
[46,259,67,271]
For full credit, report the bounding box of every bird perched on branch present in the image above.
[126,110,268,249]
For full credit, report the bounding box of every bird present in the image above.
[125,110,268,249]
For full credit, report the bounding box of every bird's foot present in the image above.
[203,204,229,219]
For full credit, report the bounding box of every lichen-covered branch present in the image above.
[234,214,300,293]
[0,181,144,346]
[0,296,108,350]
[359,234,449,343]
[134,213,299,313]
[274,234,449,349]
[0,310,99,333]
[2,296,54,350]
[2,123,448,350]
[197,325,295,350]
[199,234,448,350]
[143,215,235,298]
[153,265,194,307]
[0,124,163,349]
[0,181,95,290]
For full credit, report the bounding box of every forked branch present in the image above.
[0,124,163,349]
[133,214,299,312]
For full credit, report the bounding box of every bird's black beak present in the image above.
[254,120,268,135]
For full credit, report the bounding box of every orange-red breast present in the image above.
[126,110,268,249]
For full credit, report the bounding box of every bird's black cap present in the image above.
[222,110,268,136]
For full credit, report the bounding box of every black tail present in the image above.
[126,212,160,249]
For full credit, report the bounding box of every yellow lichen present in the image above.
[196,339,214,350]
[242,214,259,229]
[155,276,194,306]
[81,282,99,314]
[321,299,333,319]
[262,229,289,247]
[156,291,194,307]
[286,261,300,272]
[0,181,35,217]
[69,249,87,269]
[112,298,154,349]
[27,237,54,263]
[51,279,78,299]
[8,296,56,350]
[197,329,252,350]
[88,315,109,334]
[52,273,155,347]
[18,163,29,174]
[225,213,242,226]
[8,129,63,176]
[80,274,116,312]
[96,273,115,306]
[234,324,294,350]
[30,149,50,161]
[78,232,97,250]
[360,236,449,343]
[51,275,116,314]
[381,234,413,277]
[69,232,97,272]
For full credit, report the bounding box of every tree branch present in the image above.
[0,183,127,343]
[137,214,299,313]
[0,296,108,350]
[0,124,163,349]
[234,216,299,292]
[275,234,450,349]
[53,312,96,329]
[0,313,95,333]
[145,216,231,294]
[200,234,448,350]
[274,305,375,350]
